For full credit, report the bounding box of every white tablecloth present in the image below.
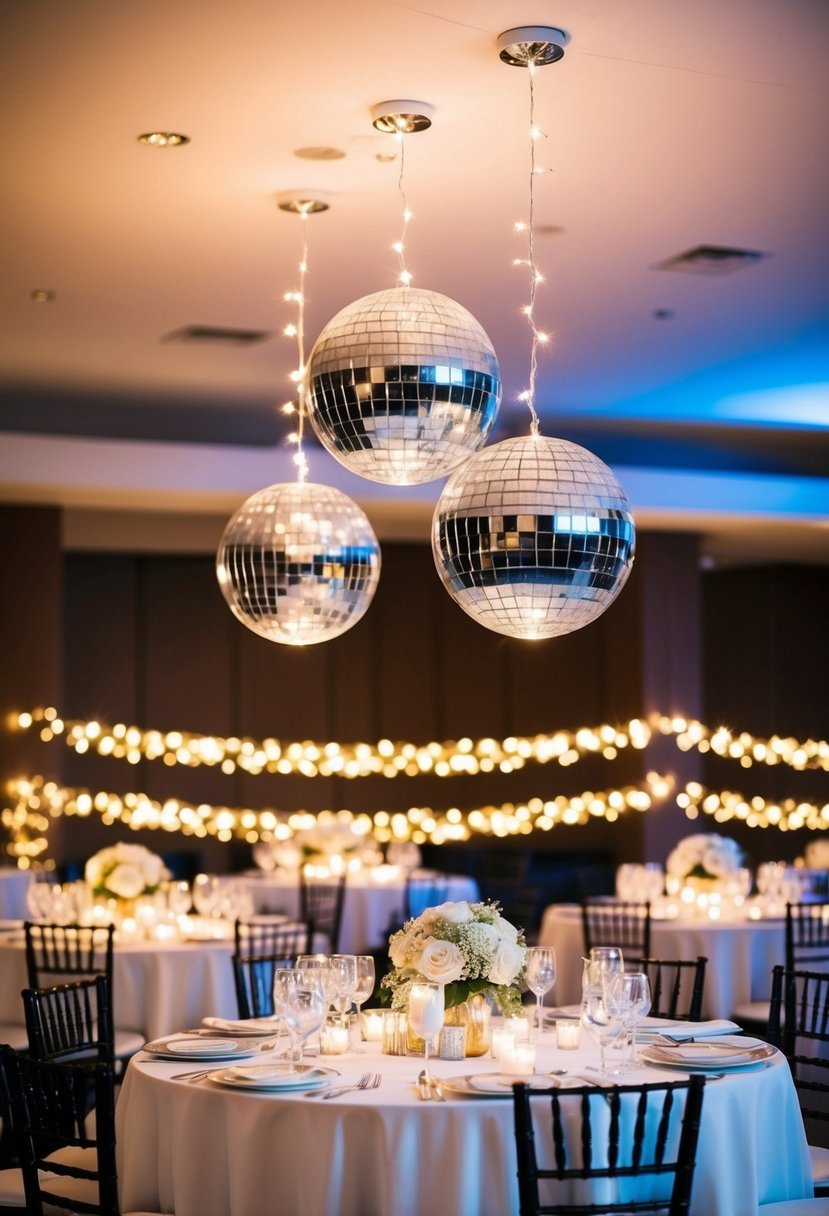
[0,870,31,919]
[229,872,479,953]
[538,904,786,1018]
[0,937,240,1040]
[116,1029,812,1216]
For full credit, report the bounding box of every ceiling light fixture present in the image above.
[216,194,380,645]
[30,289,56,304]
[137,131,190,147]
[432,26,636,641]
[304,101,501,484]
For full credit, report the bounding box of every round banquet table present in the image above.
[0,935,240,1041]
[227,871,479,953]
[538,903,786,1019]
[0,869,31,920]
[116,1028,812,1216]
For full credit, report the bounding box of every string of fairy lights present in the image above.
[3,709,827,865]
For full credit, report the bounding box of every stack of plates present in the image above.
[207,1063,339,1092]
[640,1036,776,1071]
[143,1036,263,1061]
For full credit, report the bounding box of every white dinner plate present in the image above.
[142,1037,263,1061]
[207,1063,339,1091]
[640,1036,776,1070]
[435,1074,554,1098]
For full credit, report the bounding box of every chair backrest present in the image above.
[581,899,651,958]
[785,902,829,970]
[22,975,114,1065]
[627,957,707,1022]
[404,872,449,920]
[768,964,829,1139]
[24,922,115,989]
[298,874,346,952]
[512,1076,705,1216]
[0,1043,119,1216]
[232,921,311,1019]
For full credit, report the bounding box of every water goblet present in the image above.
[524,946,556,1041]
[166,880,191,917]
[581,984,624,1078]
[408,981,444,1084]
[608,971,651,1069]
[351,956,376,1051]
[329,954,358,1031]
[273,967,325,1064]
[26,874,57,921]
[191,873,221,918]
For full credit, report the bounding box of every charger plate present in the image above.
[143,1037,262,1061]
[207,1063,339,1091]
[640,1036,775,1070]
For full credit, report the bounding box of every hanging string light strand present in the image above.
[393,129,413,287]
[281,201,315,481]
[514,58,550,435]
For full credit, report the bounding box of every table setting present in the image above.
[115,902,814,1216]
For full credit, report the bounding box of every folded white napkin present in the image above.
[636,1018,741,1041]
[202,1016,281,1035]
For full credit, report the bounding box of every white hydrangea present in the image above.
[85,842,170,899]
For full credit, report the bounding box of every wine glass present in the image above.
[26,874,57,921]
[524,946,556,1041]
[272,967,325,1064]
[608,971,652,1069]
[191,873,221,918]
[408,981,444,1083]
[329,954,358,1031]
[351,956,376,1051]
[581,983,624,1077]
[166,880,191,916]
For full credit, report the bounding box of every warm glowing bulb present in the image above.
[399,270,412,285]
[392,241,404,254]
[284,324,297,337]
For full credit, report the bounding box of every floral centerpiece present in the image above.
[85,842,169,902]
[382,899,526,1020]
[292,820,361,868]
[666,832,743,884]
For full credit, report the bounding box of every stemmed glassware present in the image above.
[26,874,57,921]
[608,971,651,1069]
[191,873,221,918]
[408,981,444,1084]
[351,956,376,1051]
[272,967,325,1064]
[581,984,625,1077]
[524,946,557,1040]
[329,954,358,1031]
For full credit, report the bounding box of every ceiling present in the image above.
[1,0,828,562]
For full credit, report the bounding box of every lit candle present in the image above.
[491,1027,516,1061]
[505,1015,530,1041]
[555,1018,581,1049]
[320,1022,349,1055]
[361,1010,385,1042]
[501,1041,535,1076]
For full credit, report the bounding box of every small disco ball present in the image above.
[306,287,501,485]
[432,435,635,640]
[216,482,381,646]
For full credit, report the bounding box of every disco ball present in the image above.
[306,287,501,485]
[432,435,635,640]
[216,482,381,646]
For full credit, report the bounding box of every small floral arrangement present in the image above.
[666,832,742,881]
[293,820,360,863]
[85,842,169,901]
[382,899,526,1016]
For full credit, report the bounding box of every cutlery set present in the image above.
[416,1069,445,1101]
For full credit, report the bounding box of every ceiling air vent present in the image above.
[655,245,768,275]
[162,325,271,345]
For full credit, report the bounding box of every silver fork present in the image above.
[315,1072,380,1100]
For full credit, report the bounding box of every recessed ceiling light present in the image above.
[375,152,398,163]
[293,146,345,161]
[137,132,190,148]
[30,289,56,303]
[370,100,433,134]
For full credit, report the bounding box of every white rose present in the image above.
[105,863,146,899]
[415,938,464,984]
[487,939,525,986]
[389,927,417,969]
[491,914,519,943]
[422,901,473,925]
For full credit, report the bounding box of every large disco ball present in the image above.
[432,435,635,640]
[306,287,501,485]
[216,482,381,646]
